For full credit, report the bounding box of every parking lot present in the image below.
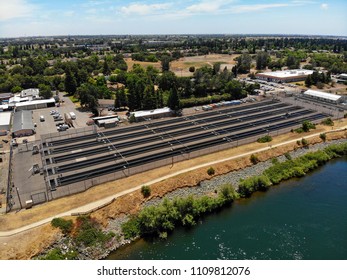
[32,93,92,139]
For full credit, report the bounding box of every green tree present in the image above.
[141,185,151,198]
[167,86,180,112]
[64,67,77,95]
[115,87,127,109]
[38,84,53,99]
[142,83,157,110]
[256,52,270,70]
[161,55,171,72]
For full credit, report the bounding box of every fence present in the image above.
[5,144,13,213]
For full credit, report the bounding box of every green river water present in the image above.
[108,157,347,260]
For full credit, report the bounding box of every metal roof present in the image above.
[0,112,11,126]
[12,110,34,132]
[15,98,55,108]
[133,107,172,118]
[257,69,314,78]
[303,90,342,102]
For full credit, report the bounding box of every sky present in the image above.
[0,0,346,38]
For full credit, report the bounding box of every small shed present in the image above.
[12,110,35,138]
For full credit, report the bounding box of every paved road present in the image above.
[0,127,346,238]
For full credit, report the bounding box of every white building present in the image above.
[132,108,173,121]
[0,111,12,131]
[303,90,346,104]
[20,88,40,99]
[256,69,314,83]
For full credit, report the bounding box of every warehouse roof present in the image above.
[257,69,314,78]
[133,107,172,119]
[0,112,12,126]
[303,90,342,102]
[13,110,34,132]
[15,98,55,108]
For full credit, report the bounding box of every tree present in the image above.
[64,68,77,95]
[256,52,270,70]
[38,84,53,99]
[167,86,180,112]
[103,58,111,75]
[161,55,171,72]
[225,80,245,99]
[115,87,127,109]
[141,185,151,198]
[142,83,157,110]
[189,66,195,73]
[236,54,252,74]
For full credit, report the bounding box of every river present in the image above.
[107,157,347,260]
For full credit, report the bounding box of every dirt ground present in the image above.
[125,54,240,77]
[0,119,346,259]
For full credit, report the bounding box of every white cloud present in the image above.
[321,3,328,10]
[0,0,36,21]
[231,3,290,13]
[120,3,172,15]
[186,0,235,14]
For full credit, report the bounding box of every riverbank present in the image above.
[37,138,347,260]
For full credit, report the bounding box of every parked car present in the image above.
[40,115,45,122]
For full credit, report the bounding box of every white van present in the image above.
[69,112,76,120]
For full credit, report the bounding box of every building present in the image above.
[12,110,35,138]
[20,88,40,99]
[256,69,314,83]
[15,98,56,111]
[0,92,13,103]
[132,107,173,121]
[303,89,346,104]
[337,73,347,83]
[0,111,11,131]
[98,99,115,109]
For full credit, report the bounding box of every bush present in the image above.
[74,216,114,246]
[51,218,73,235]
[271,158,279,165]
[296,140,301,146]
[257,135,273,143]
[319,133,327,142]
[284,152,292,160]
[207,167,215,176]
[321,118,334,126]
[141,185,151,198]
[250,154,259,164]
[301,138,309,147]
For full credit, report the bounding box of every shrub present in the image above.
[321,118,334,126]
[271,157,279,165]
[74,215,114,246]
[301,138,309,147]
[141,185,151,198]
[319,133,327,142]
[51,218,73,235]
[250,154,259,164]
[296,140,301,146]
[207,167,215,176]
[284,152,292,160]
[257,135,273,143]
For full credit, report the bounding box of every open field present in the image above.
[125,54,240,77]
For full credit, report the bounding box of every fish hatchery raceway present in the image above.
[1,99,347,259]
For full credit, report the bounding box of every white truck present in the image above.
[69,112,76,120]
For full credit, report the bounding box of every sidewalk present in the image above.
[1,126,346,238]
